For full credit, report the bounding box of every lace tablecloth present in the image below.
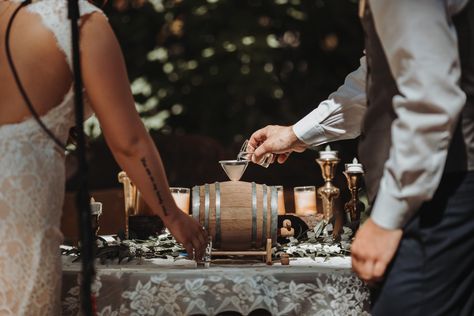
[61,256,371,316]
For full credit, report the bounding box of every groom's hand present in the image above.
[248,125,308,164]
[351,218,403,284]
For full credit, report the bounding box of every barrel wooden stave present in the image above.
[193,181,277,251]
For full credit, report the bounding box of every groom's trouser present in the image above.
[371,171,474,316]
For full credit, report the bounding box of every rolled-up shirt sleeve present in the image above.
[369,0,468,229]
[292,56,367,147]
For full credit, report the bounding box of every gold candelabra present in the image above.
[316,146,340,227]
[343,158,364,225]
[118,171,142,239]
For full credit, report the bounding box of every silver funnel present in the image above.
[219,160,248,181]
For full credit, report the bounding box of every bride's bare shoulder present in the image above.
[80,10,123,64]
[4,1,109,65]
[0,1,111,124]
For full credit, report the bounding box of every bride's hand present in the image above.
[163,208,208,261]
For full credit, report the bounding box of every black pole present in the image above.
[67,1,95,315]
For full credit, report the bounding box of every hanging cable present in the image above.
[68,0,95,314]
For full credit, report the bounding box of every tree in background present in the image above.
[87,0,363,146]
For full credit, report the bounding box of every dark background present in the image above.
[68,0,364,193]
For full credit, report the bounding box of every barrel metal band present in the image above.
[251,182,257,248]
[262,184,268,247]
[270,186,278,246]
[204,183,210,231]
[192,186,200,223]
[215,182,221,248]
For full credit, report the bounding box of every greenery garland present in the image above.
[63,221,353,264]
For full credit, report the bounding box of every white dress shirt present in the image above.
[293,0,470,229]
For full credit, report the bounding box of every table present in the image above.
[61,256,371,316]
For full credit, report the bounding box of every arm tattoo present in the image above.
[140,157,169,216]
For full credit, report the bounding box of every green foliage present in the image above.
[101,0,363,144]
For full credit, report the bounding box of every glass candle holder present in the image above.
[170,187,190,214]
[294,186,317,216]
[276,186,286,215]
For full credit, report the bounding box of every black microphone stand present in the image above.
[67,1,95,315]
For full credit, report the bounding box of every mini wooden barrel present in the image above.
[192,181,278,250]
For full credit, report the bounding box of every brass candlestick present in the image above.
[316,146,340,236]
[317,157,340,223]
[118,171,136,239]
[343,158,365,225]
[118,171,164,240]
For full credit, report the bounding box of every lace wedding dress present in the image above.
[0,1,102,314]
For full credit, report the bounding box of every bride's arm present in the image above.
[79,13,207,259]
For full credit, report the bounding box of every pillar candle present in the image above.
[345,157,364,173]
[319,145,338,159]
[294,186,317,216]
[276,186,286,215]
[170,188,190,214]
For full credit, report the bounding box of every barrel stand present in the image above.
[210,238,273,265]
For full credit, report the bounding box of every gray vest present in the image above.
[358,0,474,203]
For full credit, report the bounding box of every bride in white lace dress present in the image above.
[0,1,208,314]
